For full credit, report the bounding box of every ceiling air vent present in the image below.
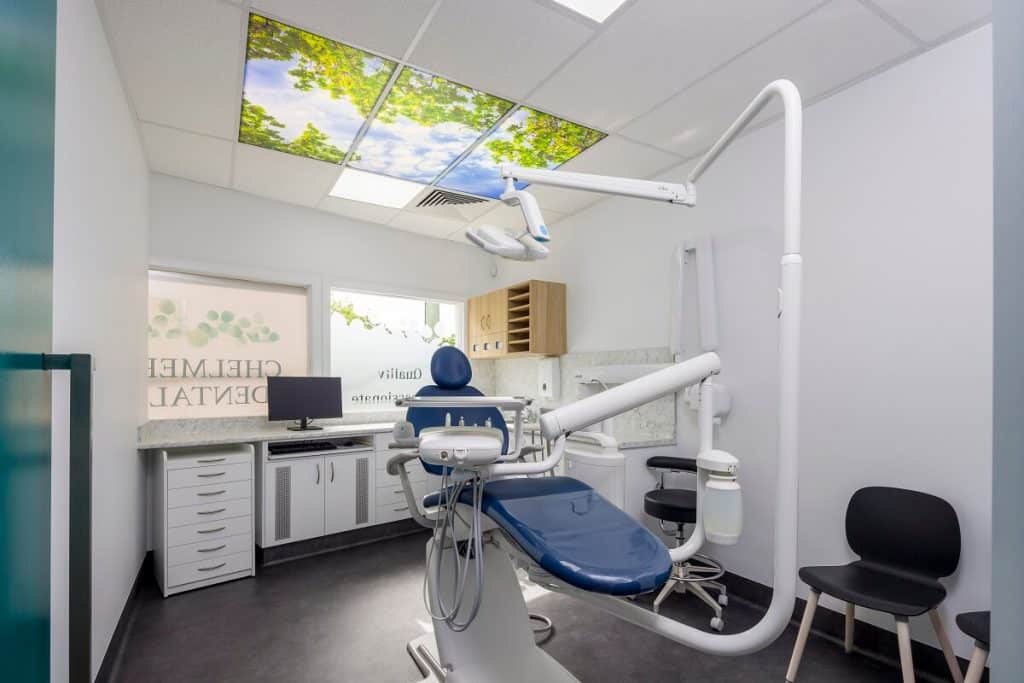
[416,189,487,208]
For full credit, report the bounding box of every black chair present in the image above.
[643,456,727,631]
[956,611,989,683]
[786,487,963,683]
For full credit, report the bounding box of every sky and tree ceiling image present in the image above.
[239,14,605,202]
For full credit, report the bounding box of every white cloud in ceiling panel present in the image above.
[527,0,823,132]
[98,0,246,139]
[527,135,681,213]
[868,0,990,44]
[252,0,437,59]
[409,0,595,100]
[141,123,234,188]
[233,144,343,207]
[621,0,917,158]
[389,211,470,238]
[319,196,403,225]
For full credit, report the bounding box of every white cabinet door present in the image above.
[263,458,324,545]
[324,451,374,535]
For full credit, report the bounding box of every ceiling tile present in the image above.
[318,196,402,224]
[141,123,234,187]
[621,0,918,157]
[869,0,990,44]
[251,0,437,60]
[98,0,245,139]
[389,211,469,238]
[527,135,681,213]
[528,0,822,131]
[232,144,342,206]
[410,0,595,100]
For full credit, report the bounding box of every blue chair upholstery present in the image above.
[424,477,673,596]
[406,346,508,475]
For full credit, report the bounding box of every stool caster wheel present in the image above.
[710,617,724,632]
[718,594,729,607]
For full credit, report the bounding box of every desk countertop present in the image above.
[138,421,395,451]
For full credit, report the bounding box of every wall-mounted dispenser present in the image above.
[537,358,560,400]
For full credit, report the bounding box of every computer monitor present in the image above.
[267,376,343,431]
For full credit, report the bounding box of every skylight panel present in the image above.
[240,15,396,163]
[551,0,628,23]
[349,67,514,184]
[329,168,426,208]
[438,107,605,199]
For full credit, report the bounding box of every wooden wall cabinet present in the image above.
[467,280,565,359]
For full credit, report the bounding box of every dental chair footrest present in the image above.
[423,476,672,596]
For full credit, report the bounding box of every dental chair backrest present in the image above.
[405,346,509,475]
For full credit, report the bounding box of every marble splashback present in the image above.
[484,347,677,446]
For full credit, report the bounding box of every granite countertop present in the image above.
[138,420,395,450]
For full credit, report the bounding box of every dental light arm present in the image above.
[483,79,804,657]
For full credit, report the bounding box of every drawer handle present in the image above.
[394,506,409,512]
[197,544,227,553]
[197,562,227,572]
[197,508,226,516]
[197,457,226,464]
[393,489,402,494]
[197,526,226,534]
[197,471,226,478]
[330,461,335,483]
[197,489,227,497]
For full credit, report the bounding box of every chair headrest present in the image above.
[431,346,472,390]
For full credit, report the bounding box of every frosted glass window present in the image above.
[147,271,310,418]
[330,290,460,413]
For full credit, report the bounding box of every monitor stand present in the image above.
[288,417,323,431]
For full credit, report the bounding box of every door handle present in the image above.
[316,463,321,485]
[40,352,92,683]
[330,461,335,483]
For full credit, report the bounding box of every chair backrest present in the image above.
[405,347,508,474]
[846,486,961,579]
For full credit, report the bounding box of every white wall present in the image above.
[52,0,150,679]
[149,174,496,304]
[526,27,993,657]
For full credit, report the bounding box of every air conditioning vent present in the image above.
[355,458,369,525]
[275,466,291,541]
[417,189,487,208]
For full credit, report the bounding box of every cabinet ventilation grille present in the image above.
[416,189,487,207]
[275,466,291,541]
[355,458,369,525]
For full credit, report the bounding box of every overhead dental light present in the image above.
[465,163,697,261]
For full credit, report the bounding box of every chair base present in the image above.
[652,554,728,631]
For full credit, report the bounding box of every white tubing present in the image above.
[484,435,566,477]
[540,352,722,441]
[668,379,712,563]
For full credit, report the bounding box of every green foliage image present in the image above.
[239,13,603,188]
[330,297,454,348]
[149,300,282,347]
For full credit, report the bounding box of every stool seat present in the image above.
[643,488,696,524]
[956,610,990,647]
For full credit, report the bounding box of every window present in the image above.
[148,271,310,419]
[239,14,605,206]
[330,289,460,413]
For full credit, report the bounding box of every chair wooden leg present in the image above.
[895,617,915,683]
[844,603,855,653]
[928,609,964,683]
[963,645,988,683]
[785,590,819,682]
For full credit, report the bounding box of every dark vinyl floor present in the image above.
[114,532,902,682]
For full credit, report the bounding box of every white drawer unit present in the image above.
[153,444,255,597]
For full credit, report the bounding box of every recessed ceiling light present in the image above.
[329,168,426,208]
[550,0,627,23]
